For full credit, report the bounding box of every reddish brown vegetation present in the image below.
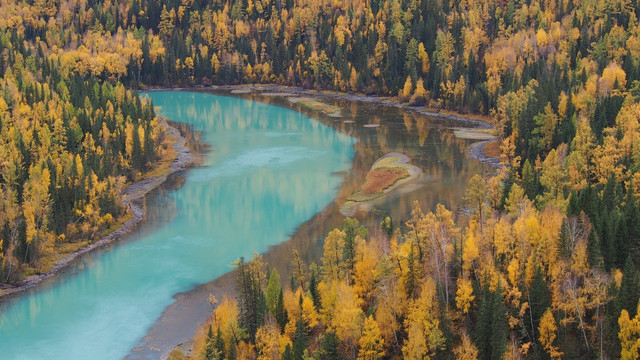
[360,168,410,195]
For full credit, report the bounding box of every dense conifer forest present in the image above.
[2,0,640,358]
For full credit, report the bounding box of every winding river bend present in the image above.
[0,92,355,360]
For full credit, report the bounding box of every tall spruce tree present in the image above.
[235,257,267,342]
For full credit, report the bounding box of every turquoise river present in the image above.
[0,91,356,359]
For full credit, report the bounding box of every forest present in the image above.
[1,0,640,358]
[0,20,164,281]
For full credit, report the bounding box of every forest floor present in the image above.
[340,153,423,216]
[0,121,197,299]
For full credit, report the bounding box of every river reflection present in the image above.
[207,89,489,279]
[0,91,355,360]
[232,90,485,226]
[129,90,487,358]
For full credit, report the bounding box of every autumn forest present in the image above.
[2,0,640,358]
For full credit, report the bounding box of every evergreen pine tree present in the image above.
[292,317,308,360]
[235,257,267,342]
[490,285,508,360]
[266,269,281,314]
[530,266,551,329]
[318,331,340,360]
[281,344,294,360]
[567,191,580,217]
[474,284,493,360]
[623,193,640,261]
[202,325,219,360]
[405,245,417,298]
[380,216,394,239]
[587,230,604,269]
[522,159,539,201]
[227,337,237,360]
[601,210,620,270]
[275,288,288,333]
[618,255,640,317]
[342,218,368,278]
[131,126,144,173]
[214,328,226,360]
[308,266,321,310]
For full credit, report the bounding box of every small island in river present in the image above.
[340,152,422,216]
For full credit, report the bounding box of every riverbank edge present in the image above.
[145,84,500,165]
[0,120,196,300]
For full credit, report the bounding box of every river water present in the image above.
[0,90,486,359]
[0,91,356,359]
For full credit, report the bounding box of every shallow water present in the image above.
[0,91,355,360]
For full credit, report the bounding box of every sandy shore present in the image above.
[0,121,196,300]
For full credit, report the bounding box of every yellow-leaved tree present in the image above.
[322,229,345,281]
[358,315,385,360]
[400,76,413,101]
[453,332,478,360]
[538,309,562,359]
[455,278,475,315]
[618,300,640,360]
[402,279,445,359]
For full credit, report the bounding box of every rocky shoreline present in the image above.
[468,140,502,168]
[0,121,196,300]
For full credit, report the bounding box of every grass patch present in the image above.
[372,156,402,169]
[453,129,496,140]
[297,99,341,115]
[167,349,188,360]
[431,109,494,124]
[37,241,90,274]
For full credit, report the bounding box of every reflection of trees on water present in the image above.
[225,91,485,218]
[167,121,208,155]
[208,90,486,280]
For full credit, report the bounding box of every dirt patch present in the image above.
[483,140,501,158]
